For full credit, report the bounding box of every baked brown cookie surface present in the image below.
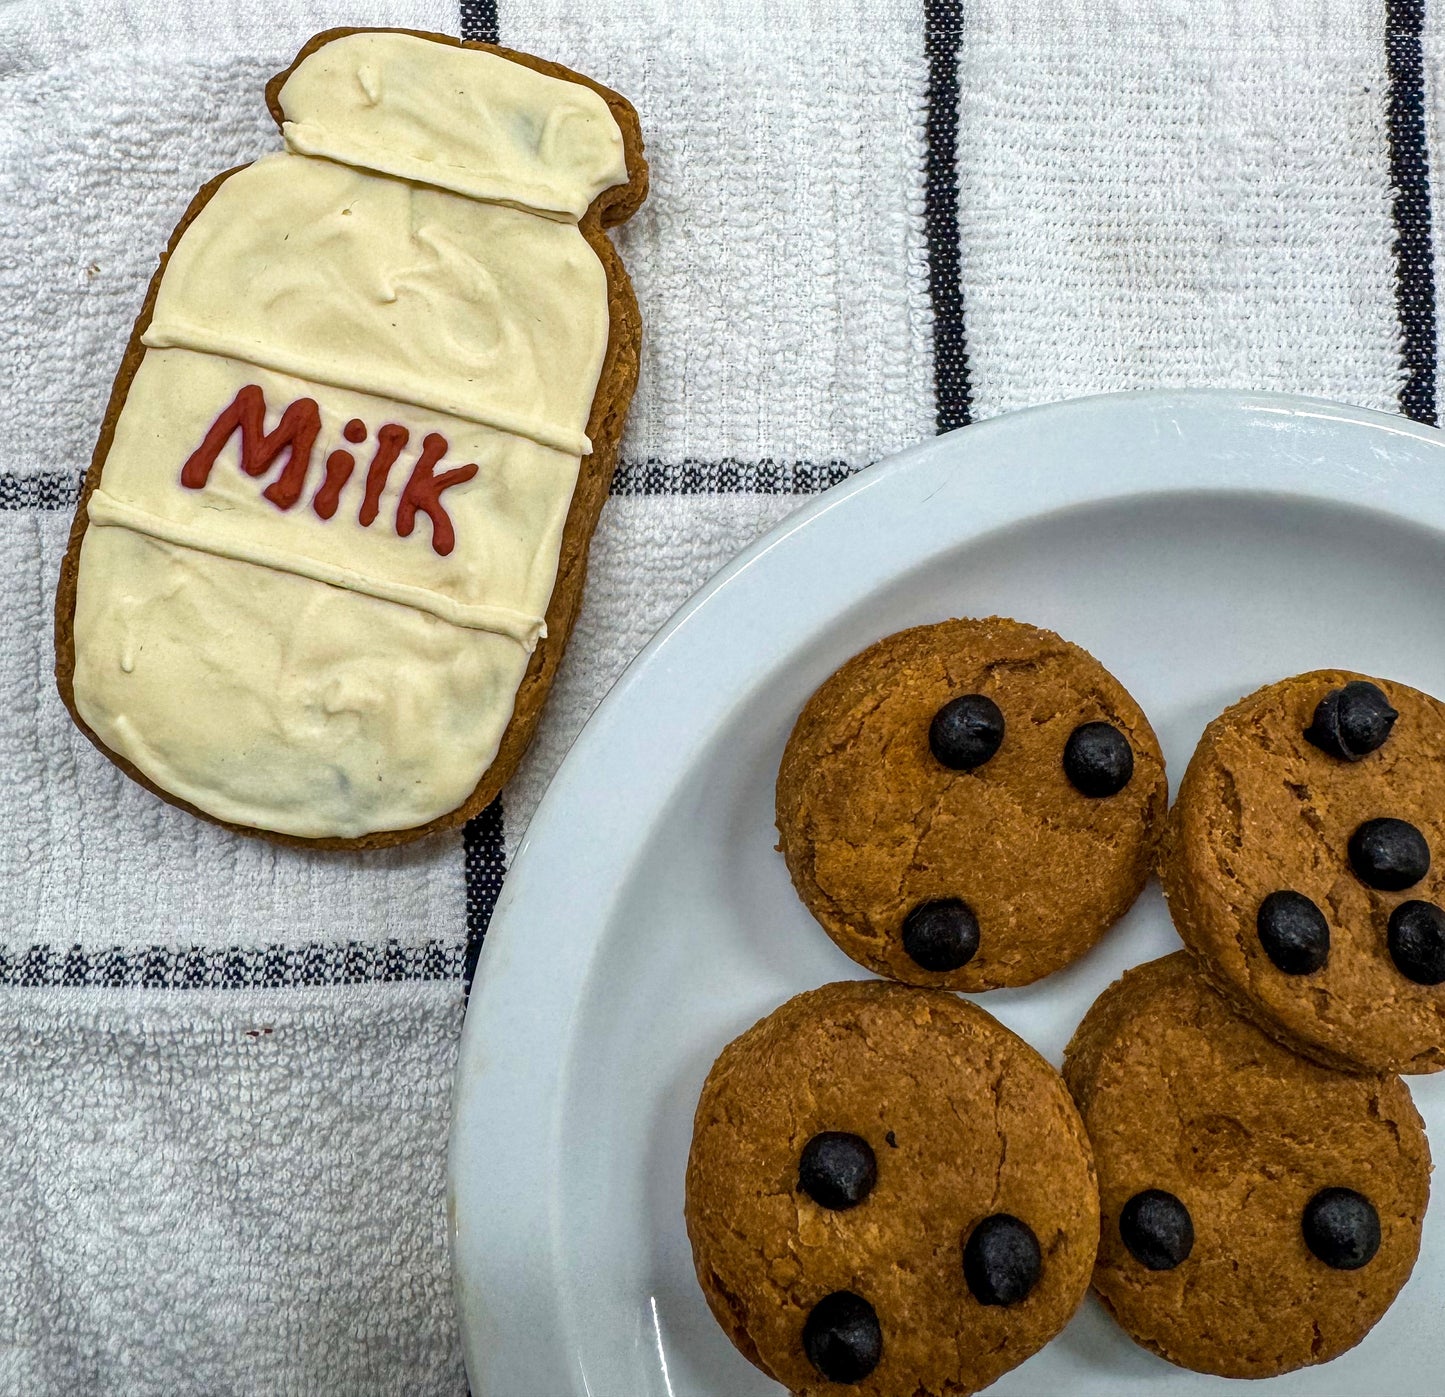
[685,980,1098,1397]
[775,618,1167,989]
[1063,953,1430,1379]
[1162,670,1445,1072]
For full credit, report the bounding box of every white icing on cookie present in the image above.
[74,529,531,837]
[142,153,605,452]
[277,31,627,218]
[69,34,629,839]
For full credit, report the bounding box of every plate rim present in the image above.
[448,388,1445,1395]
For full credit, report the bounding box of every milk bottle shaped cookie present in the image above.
[56,30,646,844]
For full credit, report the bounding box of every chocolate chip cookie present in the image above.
[775,617,1167,989]
[684,980,1098,1396]
[1063,953,1430,1379]
[1162,670,1445,1073]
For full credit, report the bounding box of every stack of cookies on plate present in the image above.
[684,617,1437,1395]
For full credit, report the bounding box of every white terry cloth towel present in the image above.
[0,0,1442,1391]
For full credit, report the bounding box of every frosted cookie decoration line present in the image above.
[55,29,647,846]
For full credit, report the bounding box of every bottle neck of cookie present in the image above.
[275,31,628,218]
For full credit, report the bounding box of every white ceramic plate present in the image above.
[449,390,1445,1397]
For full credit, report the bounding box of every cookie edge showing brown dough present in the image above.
[685,979,1100,1395]
[1160,671,1445,1075]
[775,617,1168,990]
[53,27,648,849]
[1063,952,1432,1380]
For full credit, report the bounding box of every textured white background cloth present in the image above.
[0,0,1442,1392]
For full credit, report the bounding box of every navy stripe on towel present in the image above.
[463,797,507,995]
[460,1,499,44]
[612,457,858,495]
[1386,0,1438,426]
[0,471,82,510]
[0,938,462,989]
[922,0,972,434]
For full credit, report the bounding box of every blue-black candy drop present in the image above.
[963,1214,1041,1306]
[1119,1189,1194,1271]
[901,899,980,972]
[802,1291,882,1383]
[1304,681,1398,761]
[1256,891,1330,975]
[1063,722,1134,797]
[929,694,1005,771]
[798,1132,877,1211]
[1387,901,1445,986]
[1302,1188,1380,1271]
[1348,818,1430,891]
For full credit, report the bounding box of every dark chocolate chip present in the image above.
[1063,721,1134,797]
[885,1131,898,1149]
[1388,900,1445,985]
[901,899,980,972]
[802,1291,881,1383]
[1119,1189,1194,1271]
[1302,1188,1380,1270]
[1304,681,1398,761]
[1348,818,1430,890]
[798,1132,877,1211]
[929,694,1005,771]
[963,1213,1041,1306]
[1256,891,1330,975]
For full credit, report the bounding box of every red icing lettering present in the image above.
[180,384,320,511]
[181,388,478,558]
[396,432,478,558]
[359,425,410,528]
[312,449,355,520]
